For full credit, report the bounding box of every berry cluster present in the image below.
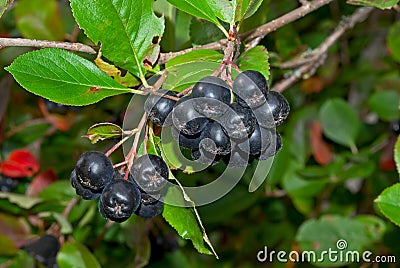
[144,70,290,167]
[70,151,168,222]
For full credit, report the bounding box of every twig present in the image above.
[158,0,333,64]
[125,113,148,179]
[271,6,374,93]
[0,38,97,54]
[105,129,138,157]
[242,0,334,42]
[1,0,334,65]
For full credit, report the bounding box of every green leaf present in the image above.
[6,48,134,106]
[337,160,376,181]
[296,215,374,266]
[395,136,400,176]
[237,46,270,80]
[235,0,264,22]
[285,106,316,165]
[167,49,223,67]
[190,18,226,46]
[0,192,41,209]
[319,98,360,151]
[0,213,31,249]
[375,183,400,227]
[121,218,151,267]
[207,0,234,23]
[163,186,214,256]
[6,251,35,268]
[354,215,386,242]
[367,90,400,121]
[94,56,140,88]
[84,123,123,144]
[0,234,18,256]
[14,0,65,40]
[166,0,231,24]
[388,21,400,62]
[53,213,73,234]
[57,242,101,268]
[38,181,76,201]
[70,0,164,78]
[0,0,13,18]
[159,127,204,173]
[282,162,327,198]
[347,0,399,9]
[164,50,223,92]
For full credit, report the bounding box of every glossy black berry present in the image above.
[171,126,202,150]
[253,91,290,128]
[140,191,162,205]
[266,91,290,126]
[191,148,220,166]
[25,234,60,268]
[255,132,282,160]
[233,70,268,108]
[200,121,231,155]
[237,124,272,155]
[0,175,18,193]
[135,199,164,218]
[100,178,141,223]
[220,103,256,140]
[390,120,400,135]
[132,154,169,193]
[70,169,101,200]
[191,76,231,119]
[98,198,107,218]
[223,147,250,168]
[144,89,178,126]
[172,97,209,135]
[75,151,114,192]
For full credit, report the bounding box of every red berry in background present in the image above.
[0,150,40,178]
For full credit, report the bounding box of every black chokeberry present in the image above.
[135,199,164,219]
[266,91,290,126]
[390,120,400,135]
[172,97,209,135]
[191,148,220,166]
[253,91,290,128]
[140,191,162,204]
[191,76,231,119]
[144,89,178,126]
[237,124,272,155]
[0,175,18,193]
[70,169,101,200]
[75,151,114,192]
[220,103,256,140]
[132,154,169,193]
[223,147,250,168]
[25,234,60,268]
[255,132,282,160]
[233,70,268,108]
[100,178,141,223]
[171,126,202,150]
[200,121,231,155]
